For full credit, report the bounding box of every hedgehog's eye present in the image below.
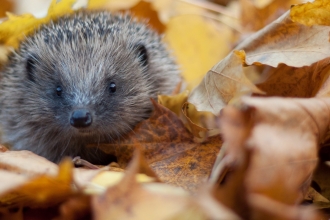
[109,82,116,93]
[56,86,62,96]
[135,43,148,67]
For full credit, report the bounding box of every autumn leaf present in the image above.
[188,51,262,115]
[91,100,222,191]
[129,1,165,33]
[0,0,12,18]
[0,0,80,48]
[88,0,139,11]
[0,158,74,208]
[240,0,302,31]
[2,0,330,218]
[0,150,58,178]
[248,193,326,220]
[164,13,233,89]
[158,93,217,138]
[238,11,330,68]
[258,58,330,97]
[92,150,194,220]
[290,0,330,26]
[217,96,330,204]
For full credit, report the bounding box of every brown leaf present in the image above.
[129,1,165,33]
[195,186,242,220]
[0,150,58,177]
[92,150,191,220]
[305,187,330,203]
[217,96,330,204]
[258,58,330,97]
[159,93,218,139]
[248,193,327,220]
[0,159,74,209]
[238,11,330,68]
[0,0,13,18]
[93,100,222,191]
[55,194,91,220]
[188,51,262,115]
[209,107,253,218]
[0,145,8,152]
[240,0,302,31]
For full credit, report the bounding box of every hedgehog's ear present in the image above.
[26,54,38,82]
[134,43,148,67]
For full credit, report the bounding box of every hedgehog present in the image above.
[0,11,180,164]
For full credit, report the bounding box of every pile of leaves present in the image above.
[1,0,330,219]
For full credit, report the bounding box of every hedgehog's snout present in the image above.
[70,109,92,128]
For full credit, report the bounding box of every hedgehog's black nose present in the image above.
[70,109,92,128]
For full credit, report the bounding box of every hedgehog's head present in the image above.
[0,12,180,162]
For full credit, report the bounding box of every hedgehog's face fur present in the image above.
[0,12,180,163]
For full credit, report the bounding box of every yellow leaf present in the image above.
[290,0,330,26]
[0,0,78,48]
[158,91,189,117]
[188,51,262,115]
[0,158,73,208]
[164,15,233,90]
[88,0,139,11]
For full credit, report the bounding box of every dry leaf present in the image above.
[238,11,330,68]
[158,91,189,118]
[0,158,74,208]
[88,0,139,11]
[158,93,217,138]
[0,150,58,178]
[217,96,330,204]
[240,0,302,31]
[305,187,330,203]
[258,58,330,97]
[129,1,165,33]
[290,0,330,26]
[92,151,193,220]
[248,193,327,220]
[0,0,79,48]
[55,194,91,220]
[164,14,233,89]
[195,186,242,220]
[93,100,222,191]
[188,51,262,115]
[0,0,12,18]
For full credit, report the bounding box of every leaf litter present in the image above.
[1,0,330,219]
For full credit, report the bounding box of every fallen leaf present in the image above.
[257,58,330,97]
[158,93,217,138]
[0,158,74,209]
[88,0,139,11]
[158,91,189,118]
[195,186,242,220]
[92,100,222,191]
[305,187,330,203]
[129,1,165,33]
[248,193,327,220]
[92,150,193,220]
[237,11,330,68]
[0,0,12,18]
[188,51,262,115]
[290,0,330,26]
[240,0,302,31]
[0,150,58,178]
[55,194,91,220]
[0,0,79,48]
[164,14,233,89]
[217,96,330,204]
